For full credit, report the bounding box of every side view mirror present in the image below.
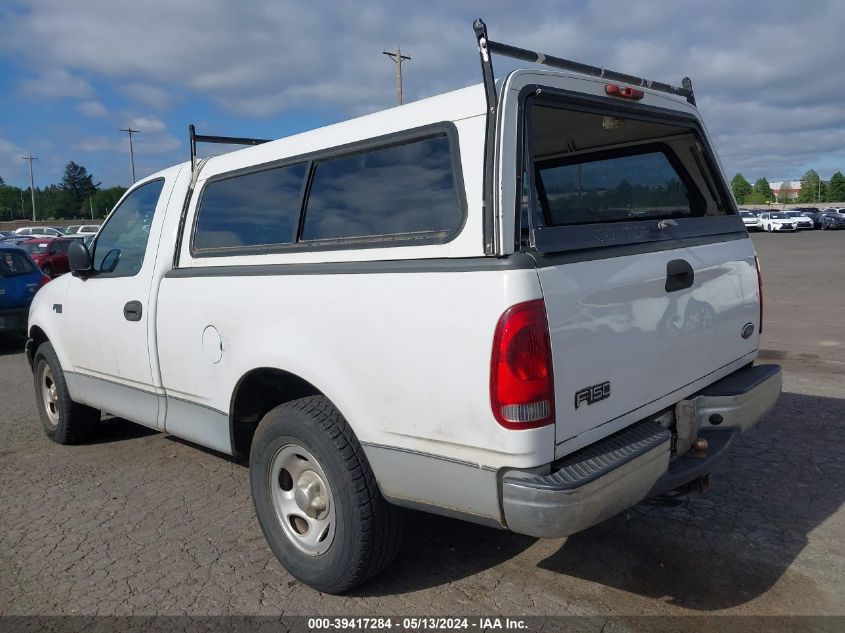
[69,241,93,278]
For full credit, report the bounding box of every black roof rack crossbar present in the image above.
[189,124,272,173]
[472,19,696,106]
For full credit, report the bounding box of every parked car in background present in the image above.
[0,235,33,246]
[795,208,825,228]
[14,227,65,238]
[820,210,845,230]
[19,237,73,277]
[74,224,101,237]
[760,212,797,232]
[65,226,80,234]
[740,211,762,231]
[785,211,815,229]
[0,244,49,334]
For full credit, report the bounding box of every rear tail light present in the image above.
[755,255,763,334]
[605,84,644,100]
[490,299,555,429]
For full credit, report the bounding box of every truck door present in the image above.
[64,176,173,428]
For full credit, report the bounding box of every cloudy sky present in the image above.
[1,0,844,189]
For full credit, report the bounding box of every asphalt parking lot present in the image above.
[0,231,843,621]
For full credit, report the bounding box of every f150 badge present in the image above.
[575,381,611,409]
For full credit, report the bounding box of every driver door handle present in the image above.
[123,300,143,321]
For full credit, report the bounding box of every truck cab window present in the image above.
[92,179,164,277]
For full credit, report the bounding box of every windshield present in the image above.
[770,213,787,219]
[21,242,49,254]
[741,212,755,217]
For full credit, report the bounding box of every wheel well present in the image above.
[29,326,48,351]
[230,368,321,459]
[28,326,49,367]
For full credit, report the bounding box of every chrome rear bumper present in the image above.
[501,363,782,538]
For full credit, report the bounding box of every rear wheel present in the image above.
[250,396,403,593]
[42,264,52,278]
[33,342,100,443]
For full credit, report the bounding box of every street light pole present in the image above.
[382,47,411,105]
[119,127,141,183]
[21,155,38,221]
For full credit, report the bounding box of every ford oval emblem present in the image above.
[741,322,755,339]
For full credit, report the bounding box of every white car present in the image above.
[740,211,762,231]
[74,224,101,237]
[14,226,64,238]
[24,19,782,594]
[784,211,814,229]
[760,212,796,232]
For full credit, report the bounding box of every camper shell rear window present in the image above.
[521,94,743,254]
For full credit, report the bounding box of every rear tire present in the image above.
[250,396,403,593]
[33,342,100,443]
[42,264,52,278]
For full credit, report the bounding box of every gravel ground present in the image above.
[0,231,842,623]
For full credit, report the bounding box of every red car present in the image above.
[19,237,75,278]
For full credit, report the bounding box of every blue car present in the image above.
[0,244,49,334]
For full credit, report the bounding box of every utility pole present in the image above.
[382,47,411,105]
[21,155,38,221]
[119,127,140,183]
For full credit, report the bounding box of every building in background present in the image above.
[769,180,801,202]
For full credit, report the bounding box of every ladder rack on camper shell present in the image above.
[470,18,697,255]
[471,18,696,108]
[188,124,270,174]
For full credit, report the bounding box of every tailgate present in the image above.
[538,238,759,446]
[515,88,760,451]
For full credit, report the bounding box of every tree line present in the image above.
[731,169,845,205]
[0,161,127,222]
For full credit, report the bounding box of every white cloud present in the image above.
[120,84,178,110]
[1,0,844,179]
[78,100,108,117]
[126,115,167,134]
[18,68,94,99]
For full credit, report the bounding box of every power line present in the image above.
[21,155,38,221]
[382,47,411,105]
[119,127,141,183]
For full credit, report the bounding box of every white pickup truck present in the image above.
[26,21,781,593]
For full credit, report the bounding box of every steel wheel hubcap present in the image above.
[40,365,59,426]
[268,444,335,556]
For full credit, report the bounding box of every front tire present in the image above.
[33,342,100,443]
[250,396,403,593]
